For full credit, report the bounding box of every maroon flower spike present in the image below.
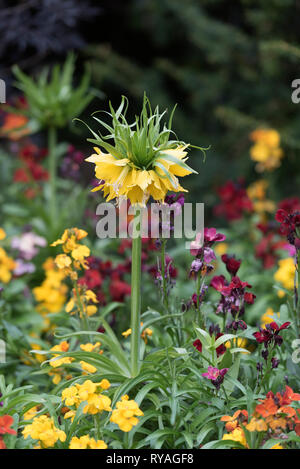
[253,322,290,347]
[193,339,202,353]
[214,180,253,221]
[221,254,241,276]
[275,208,300,246]
[244,292,256,305]
[210,275,227,293]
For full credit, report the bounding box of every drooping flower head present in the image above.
[84,95,206,205]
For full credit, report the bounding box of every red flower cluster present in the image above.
[0,415,17,449]
[79,256,131,304]
[255,386,300,436]
[214,180,253,221]
[210,272,255,322]
[253,321,290,347]
[13,143,48,198]
[221,254,241,276]
[255,228,285,269]
[276,208,300,249]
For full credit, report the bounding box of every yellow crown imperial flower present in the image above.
[82,95,206,205]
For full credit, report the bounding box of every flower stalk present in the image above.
[130,209,142,377]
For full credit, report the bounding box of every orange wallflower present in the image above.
[221,410,248,432]
[0,114,29,140]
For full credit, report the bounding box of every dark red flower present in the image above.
[221,254,241,276]
[255,232,285,269]
[210,275,227,293]
[109,278,131,302]
[244,292,256,304]
[275,207,300,246]
[193,339,202,352]
[253,322,290,347]
[214,180,253,221]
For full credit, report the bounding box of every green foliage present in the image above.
[12,54,93,130]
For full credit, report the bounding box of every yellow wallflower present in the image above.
[69,435,107,449]
[274,258,296,290]
[246,417,268,432]
[270,443,283,449]
[80,342,101,352]
[0,246,16,283]
[222,427,247,448]
[22,415,66,448]
[51,228,90,273]
[33,257,67,316]
[55,254,72,269]
[50,341,74,368]
[249,129,284,172]
[80,361,97,374]
[110,395,143,432]
[24,406,39,421]
[66,287,98,318]
[247,180,275,219]
[61,380,112,416]
[0,228,6,240]
[122,323,152,343]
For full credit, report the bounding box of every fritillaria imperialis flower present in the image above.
[85,95,203,205]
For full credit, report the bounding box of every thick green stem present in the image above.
[161,239,169,311]
[48,126,57,229]
[130,210,142,377]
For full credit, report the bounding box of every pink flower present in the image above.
[204,228,226,245]
[202,366,228,380]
